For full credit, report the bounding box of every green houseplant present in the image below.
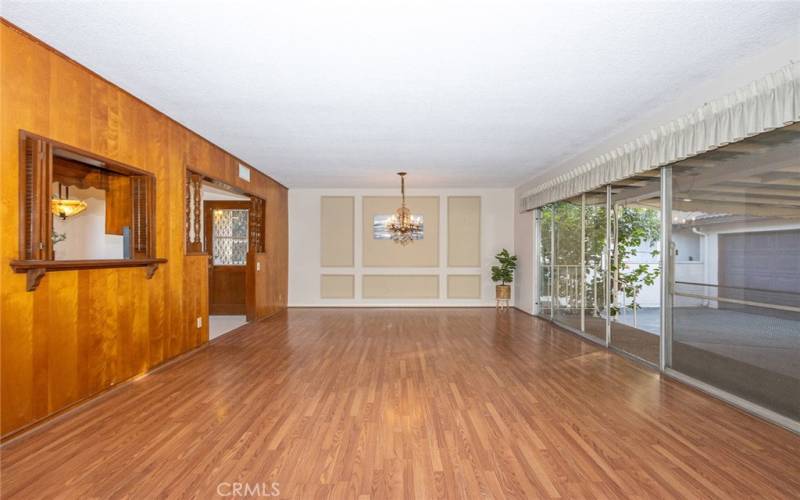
[491,248,517,300]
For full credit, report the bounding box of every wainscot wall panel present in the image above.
[447,196,481,267]
[362,275,440,299]
[320,196,354,267]
[320,274,355,299]
[0,21,288,437]
[447,275,482,299]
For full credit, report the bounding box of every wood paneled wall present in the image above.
[0,21,288,437]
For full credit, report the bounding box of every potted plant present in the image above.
[491,248,517,301]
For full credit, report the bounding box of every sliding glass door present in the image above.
[539,192,609,343]
[668,126,800,421]
[609,172,662,365]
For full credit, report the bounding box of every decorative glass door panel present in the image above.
[212,209,249,265]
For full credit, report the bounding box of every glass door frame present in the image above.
[659,166,672,371]
[536,189,611,348]
[606,173,664,367]
[534,205,555,321]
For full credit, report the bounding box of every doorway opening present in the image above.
[203,183,251,338]
[185,173,267,340]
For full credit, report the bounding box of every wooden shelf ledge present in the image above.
[9,258,168,291]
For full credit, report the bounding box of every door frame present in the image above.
[184,170,268,323]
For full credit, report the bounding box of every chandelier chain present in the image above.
[385,172,421,246]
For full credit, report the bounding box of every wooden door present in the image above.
[205,201,250,315]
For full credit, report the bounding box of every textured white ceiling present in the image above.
[3,1,799,188]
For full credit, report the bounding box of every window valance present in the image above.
[520,61,800,212]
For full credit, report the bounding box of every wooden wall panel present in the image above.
[265,187,289,316]
[183,256,209,347]
[46,271,79,412]
[0,21,288,437]
[246,253,269,321]
[105,175,132,235]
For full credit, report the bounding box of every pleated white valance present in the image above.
[520,60,800,212]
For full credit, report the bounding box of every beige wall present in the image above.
[289,187,516,306]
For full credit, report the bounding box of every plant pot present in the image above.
[495,284,511,300]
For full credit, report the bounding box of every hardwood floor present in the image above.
[1,308,798,499]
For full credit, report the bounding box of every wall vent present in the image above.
[238,163,251,182]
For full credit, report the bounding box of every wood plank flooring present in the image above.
[1,308,799,499]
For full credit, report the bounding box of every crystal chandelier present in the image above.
[385,172,422,246]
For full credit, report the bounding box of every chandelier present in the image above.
[385,172,422,246]
[51,183,87,219]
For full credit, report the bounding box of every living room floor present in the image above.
[1,308,798,499]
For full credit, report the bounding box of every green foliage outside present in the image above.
[610,206,661,315]
[540,202,660,316]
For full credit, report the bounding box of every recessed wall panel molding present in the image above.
[362,196,439,267]
[321,196,355,267]
[362,275,439,299]
[447,196,481,267]
[320,274,355,299]
[447,274,481,299]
